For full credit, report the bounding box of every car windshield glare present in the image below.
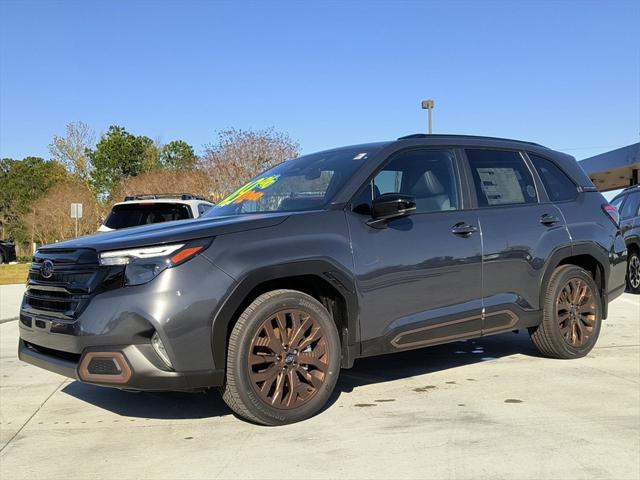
[206,146,376,215]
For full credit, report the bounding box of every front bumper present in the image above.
[18,254,235,390]
[18,340,224,390]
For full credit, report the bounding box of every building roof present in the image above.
[579,143,640,191]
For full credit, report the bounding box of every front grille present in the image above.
[28,271,94,285]
[23,248,124,319]
[25,295,80,313]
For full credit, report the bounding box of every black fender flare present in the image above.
[624,234,640,252]
[539,242,611,318]
[210,259,359,370]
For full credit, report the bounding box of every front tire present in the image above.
[626,250,640,294]
[530,265,602,359]
[221,289,341,425]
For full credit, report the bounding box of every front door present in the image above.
[346,148,483,356]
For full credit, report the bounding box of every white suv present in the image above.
[98,194,215,232]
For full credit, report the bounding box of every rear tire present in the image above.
[0,252,4,264]
[626,250,640,294]
[221,289,341,425]
[530,265,602,359]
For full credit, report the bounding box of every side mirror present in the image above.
[368,193,416,227]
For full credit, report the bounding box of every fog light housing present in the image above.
[152,332,172,368]
[78,352,132,384]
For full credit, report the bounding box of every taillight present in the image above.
[602,203,620,227]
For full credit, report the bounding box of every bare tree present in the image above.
[109,169,216,204]
[201,128,299,197]
[49,121,95,181]
[25,180,99,244]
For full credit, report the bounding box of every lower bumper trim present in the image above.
[18,339,225,391]
[19,340,78,379]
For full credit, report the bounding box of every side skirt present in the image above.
[357,305,542,359]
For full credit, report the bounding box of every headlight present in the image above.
[99,238,212,286]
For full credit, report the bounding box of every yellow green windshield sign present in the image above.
[217,174,280,207]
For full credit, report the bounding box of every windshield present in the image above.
[104,202,191,229]
[207,146,377,216]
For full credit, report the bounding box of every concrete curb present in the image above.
[0,316,18,324]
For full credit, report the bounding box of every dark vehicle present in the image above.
[611,185,640,293]
[0,239,17,264]
[18,135,627,425]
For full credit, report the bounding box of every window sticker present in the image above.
[217,174,280,207]
[476,167,525,205]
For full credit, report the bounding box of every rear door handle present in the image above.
[451,222,478,237]
[540,214,560,226]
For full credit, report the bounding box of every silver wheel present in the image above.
[628,254,640,290]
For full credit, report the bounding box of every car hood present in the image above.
[39,213,290,253]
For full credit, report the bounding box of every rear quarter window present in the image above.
[197,203,213,216]
[104,203,192,229]
[529,154,578,202]
[620,192,640,219]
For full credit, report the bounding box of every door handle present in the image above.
[539,214,560,226]
[451,222,478,237]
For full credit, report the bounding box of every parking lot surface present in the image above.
[1,291,638,480]
[0,284,24,323]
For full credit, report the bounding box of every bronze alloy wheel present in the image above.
[629,255,640,290]
[556,278,597,347]
[247,309,330,409]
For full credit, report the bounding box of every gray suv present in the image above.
[18,134,627,425]
[611,185,640,293]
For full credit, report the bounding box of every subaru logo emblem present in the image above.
[41,260,54,279]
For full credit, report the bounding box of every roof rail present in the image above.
[396,133,546,148]
[123,193,209,202]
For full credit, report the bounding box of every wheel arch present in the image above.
[211,260,359,371]
[541,243,610,318]
[626,236,640,255]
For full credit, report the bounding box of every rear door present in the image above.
[462,148,572,334]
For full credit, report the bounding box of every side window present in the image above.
[198,203,212,216]
[610,195,625,211]
[466,149,538,207]
[620,192,640,219]
[529,154,578,202]
[370,149,460,213]
[374,170,403,195]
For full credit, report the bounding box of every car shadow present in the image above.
[61,381,229,420]
[61,330,540,421]
[333,329,539,396]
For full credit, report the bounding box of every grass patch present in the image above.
[0,263,29,285]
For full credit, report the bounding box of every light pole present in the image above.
[421,99,435,134]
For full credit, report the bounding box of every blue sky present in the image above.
[1,0,638,161]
